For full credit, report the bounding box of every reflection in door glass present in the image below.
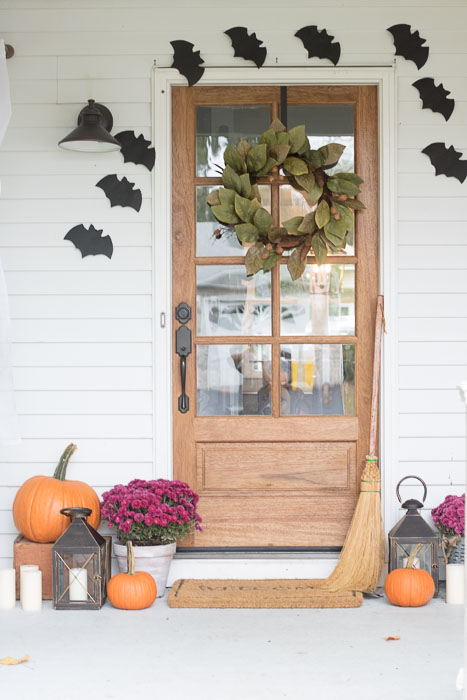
[197,344,272,415]
[196,185,271,257]
[279,344,355,415]
[196,106,270,177]
[280,264,355,336]
[197,265,271,336]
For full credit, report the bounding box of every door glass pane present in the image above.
[287,105,355,172]
[196,106,270,177]
[279,344,355,415]
[279,185,354,255]
[280,264,355,336]
[197,265,271,336]
[196,185,271,257]
[197,344,272,415]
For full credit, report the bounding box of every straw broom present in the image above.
[321,295,385,594]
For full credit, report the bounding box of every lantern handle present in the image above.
[60,507,92,520]
[395,475,427,505]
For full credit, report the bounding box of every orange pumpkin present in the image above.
[12,444,100,543]
[107,542,157,610]
[384,545,435,607]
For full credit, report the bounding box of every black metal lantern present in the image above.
[388,476,441,597]
[52,507,107,610]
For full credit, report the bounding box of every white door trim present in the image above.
[152,66,397,576]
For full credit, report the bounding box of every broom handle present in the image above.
[368,295,384,457]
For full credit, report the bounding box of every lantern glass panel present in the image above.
[393,542,433,573]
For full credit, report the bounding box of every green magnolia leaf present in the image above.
[287,246,307,281]
[295,170,316,193]
[333,202,354,231]
[235,193,253,222]
[255,157,277,177]
[239,173,251,199]
[334,172,364,185]
[253,207,273,236]
[246,197,261,222]
[250,184,262,202]
[237,140,251,161]
[307,182,323,205]
[324,230,346,248]
[282,216,304,234]
[269,144,290,165]
[270,118,287,134]
[224,143,245,173]
[324,214,347,238]
[296,138,311,157]
[218,187,236,206]
[283,156,309,176]
[309,149,326,169]
[235,222,259,243]
[222,165,242,194]
[315,200,331,229]
[327,177,361,197]
[311,233,328,264]
[262,251,281,272]
[206,190,220,206]
[245,241,265,275]
[297,212,317,234]
[322,143,346,169]
[276,132,290,145]
[288,125,307,154]
[211,204,241,225]
[247,144,268,173]
[260,128,278,149]
[343,198,366,210]
[268,225,286,242]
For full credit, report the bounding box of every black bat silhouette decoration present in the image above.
[64,224,113,259]
[295,25,341,66]
[224,27,267,68]
[387,24,429,69]
[412,78,455,122]
[422,143,467,183]
[115,131,155,172]
[96,174,142,212]
[170,40,205,87]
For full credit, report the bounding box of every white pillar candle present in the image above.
[20,564,39,603]
[446,564,464,604]
[0,568,16,609]
[21,569,42,612]
[69,567,88,601]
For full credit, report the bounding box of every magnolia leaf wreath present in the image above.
[206,119,365,280]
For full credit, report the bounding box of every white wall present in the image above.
[0,0,465,567]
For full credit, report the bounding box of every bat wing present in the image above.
[387,24,429,69]
[96,174,142,212]
[412,78,455,121]
[170,40,205,87]
[115,130,155,171]
[295,25,341,65]
[225,26,267,68]
[64,224,114,258]
[422,142,467,183]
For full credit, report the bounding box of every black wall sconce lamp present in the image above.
[58,99,121,152]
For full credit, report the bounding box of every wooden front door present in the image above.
[172,85,378,549]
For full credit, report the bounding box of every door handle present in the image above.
[175,303,192,414]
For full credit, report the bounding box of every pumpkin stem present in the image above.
[53,443,78,480]
[127,541,135,576]
[406,543,423,569]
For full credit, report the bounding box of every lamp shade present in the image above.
[58,99,121,152]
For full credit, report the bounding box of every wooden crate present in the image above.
[13,535,112,600]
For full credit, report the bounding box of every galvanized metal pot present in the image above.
[113,541,176,598]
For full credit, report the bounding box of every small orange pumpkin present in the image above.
[107,542,157,610]
[12,444,100,543]
[384,544,435,607]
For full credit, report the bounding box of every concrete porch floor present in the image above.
[0,586,463,700]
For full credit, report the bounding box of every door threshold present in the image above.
[175,548,341,560]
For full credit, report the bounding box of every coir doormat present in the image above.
[167,579,362,609]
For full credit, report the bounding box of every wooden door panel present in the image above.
[172,85,378,549]
[197,442,356,491]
